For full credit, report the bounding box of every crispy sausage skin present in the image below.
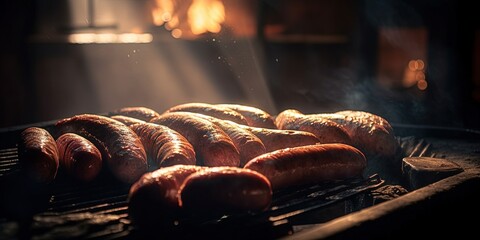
[184,113,266,167]
[56,133,102,182]
[55,114,147,183]
[233,123,320,152]
[110,106,161,122]
[313,112,397,159]
[130,123,196,168]
[217,104,276,129]
[178,167,272,214]
[244,144,366,190]
[164,102,249,125]
[128,165,205,228]
[275,109,352,145]
[110,115,146,126]
[18,127,60,183]
[150,112,240,167]
[335,110,394,134]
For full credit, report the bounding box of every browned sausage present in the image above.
[18,127,59,183]
[244,144,366,190]
[275,109,352,145]
[312,112,397,159]
[217,104,276,129]
[178,167,272,214]
[130,123,196,168]
[184,113,266,166]
[55,114,147,183]
[150,112,240,167]
[128,165,205,228]
[56,133,102,182]
[164,102,249,125]
[233,123,320,152]
[335,110,394,133]
[110,106,161,122]
[110,115,146,126]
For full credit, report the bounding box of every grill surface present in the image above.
[1,124,478,239]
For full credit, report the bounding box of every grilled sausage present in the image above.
[110,115,146,126]
[150,112,240,167]
[312,112,397,159]
[55,114,147,183]
[56,133,102,182]
[275,109,352,145]
[128,165,205,228]
[110,106,161,122]
[178,167,272,214]
[130,123,196,168]
[335,110,394,133]
[244,144,366,190]
[217,104,276,129]
[164,102,249,125]
[18,127,59,183]
[184,113,266,166]
[233,123,320,152]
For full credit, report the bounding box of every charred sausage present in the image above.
[55,114,147,183]
[18,127,59,183]
[110,115,146,126]
[56,133,102,182]
[110,106,161,122]
[130,123,196,168]
[164,102,249,125]
[312,112,397,158]
[150,112,240,167]
[178,167,272,214]
[128,165,205,228]
[217,104,276,129]
[233,123,320,152]
[275,109,352,145]
[184,113,266,166]
[244,144,366,190]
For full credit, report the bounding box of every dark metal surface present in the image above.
[1,123,478,239]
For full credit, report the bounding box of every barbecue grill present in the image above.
[1,122,479,239]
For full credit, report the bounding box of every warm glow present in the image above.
[188,0,225,35]
[417,79,428,90]
[171,29,182,38]
[403,59,427,88]
[68,33,153,44]
[152,0,175,26]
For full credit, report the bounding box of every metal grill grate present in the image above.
[0,137,434,239]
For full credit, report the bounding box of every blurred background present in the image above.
[1,0,479,129]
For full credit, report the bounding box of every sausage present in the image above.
[217,104,276,129]
[110,115,146,126]
[184,113,266,166]
[130,123,196,168]
[275,109,352,145]
[312,112,397,159]
[128,165,205,228]
[335,110,394,133]
[233,123,320,152]
[18,127,59,183]
[150,112,240,167]
[244,144,367,190]
[56,133,102,182]
[110,106,161,122]
[164,102,249,125]
[178,167,272,214]
[55,114,147,183]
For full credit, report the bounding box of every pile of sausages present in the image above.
[17,103,397,228]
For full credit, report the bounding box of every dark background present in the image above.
[1,0,479,130]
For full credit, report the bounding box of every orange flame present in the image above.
[188,0,225,35]
[151,0,175,26]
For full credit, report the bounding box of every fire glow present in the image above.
[151,0,225,38]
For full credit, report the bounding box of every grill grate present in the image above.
[0,137,432,239]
